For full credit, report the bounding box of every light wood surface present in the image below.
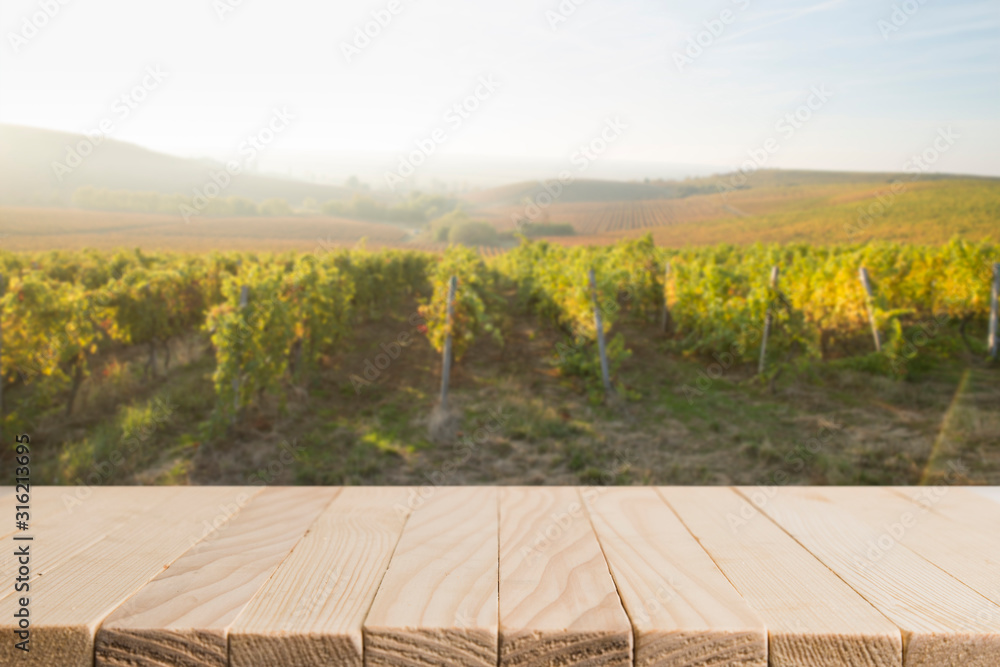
[230,487,413,667]
[0,487,191,597]
[0,487,258,667]
[811,487,1000,607]
[967,486,1000,505]
[8,485,1000,667]
[365,487,499,667]
[893,486,1000,531]
[586,488,766,666]
[741,486,1000,666]
[659,487,902,667]
[95,487,337,667]
[499,487,632,666]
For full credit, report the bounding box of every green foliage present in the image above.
[449,220,500,246]
[418,246,502,360]
[1,236,995,428]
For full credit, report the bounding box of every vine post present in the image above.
[439,275,457,409]
[758,265,780,375]
[588,268,613,395]
[859,266,882,352]
[233,285,249,423]
[661,261,673,334]
[989,262,999,361]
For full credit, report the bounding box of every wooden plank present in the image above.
[0,486,260,667]
[586,488,766,666]
[230,487,412,667]
[96,487,338,667]
[659,487,901,667]
[740,486,1000,666]
[0,487,191,593]
[499,486,632,667]
[0,484,121,541]
[364,487,499,666]
[970,486,1000,504]
[800,487,1000,608]
[967,486,1000,506]
[893,487,1000,535]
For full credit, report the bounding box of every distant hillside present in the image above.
[0,124,352,206]
[464,179,681,206]
[666,168,995,191]
[466,169,998,207]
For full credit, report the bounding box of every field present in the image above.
[2,170,998,488]
[2,237,997,489]
[0,206,418,252]
[3,176,998,253]
[474,179,1000,246]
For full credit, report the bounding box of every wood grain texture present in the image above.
[0,486,258,667]
[967,487,1000,506]
[0,485,141,541]
[0,487,190,596]
[892,486,1000,531]
[811,487,1000,608]
[499,487,632,667]
[96,487,338,667]
[229,487,412,667]
[659,487,902,667]
[586,488,766,666]
[740,486,1000,666]
[365,487,499,667]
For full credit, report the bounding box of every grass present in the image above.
[13,292,998,488]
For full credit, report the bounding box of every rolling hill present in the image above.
[0,124,352,207]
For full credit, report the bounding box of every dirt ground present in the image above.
[21,294,998,488]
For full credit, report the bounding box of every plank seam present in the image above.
[359,492,420,663]
[578,487,637,658]
[728,486,911,660]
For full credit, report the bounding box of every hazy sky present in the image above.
[2,0,998,176]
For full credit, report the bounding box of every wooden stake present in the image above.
[859,267,881,352]
[989,262,999,361]
[439,275,457,409]
[758,265,780,375]
[233,285,249,423]
[589,268,613,394]
[660,262,673,334]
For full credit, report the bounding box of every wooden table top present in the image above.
[1,486,998,666]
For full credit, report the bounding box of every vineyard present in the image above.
[1,235,997,486]
[473,179,1000,248]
